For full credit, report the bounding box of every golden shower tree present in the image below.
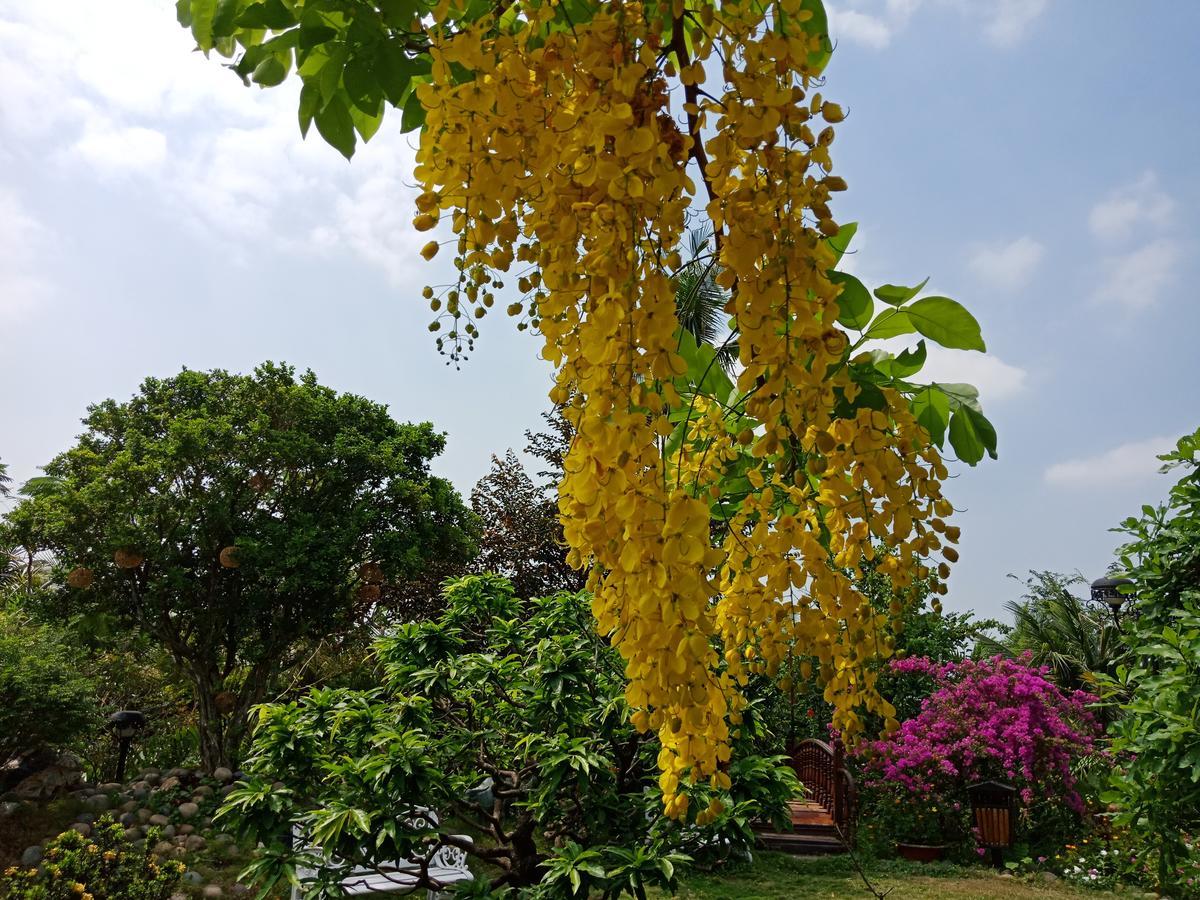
[176,0,996,819]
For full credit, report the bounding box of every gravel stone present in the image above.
[178,802,200,819]
[20,846,43,867]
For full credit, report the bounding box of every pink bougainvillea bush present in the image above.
[856,654,1102,856]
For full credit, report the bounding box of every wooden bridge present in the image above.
[755,738,857,855]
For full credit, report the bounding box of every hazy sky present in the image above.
[1,1,1197,622]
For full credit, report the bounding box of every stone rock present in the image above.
[121,799,139,813]
[1040,872,1059,882]
[131,788,149,802]
[129,780,149,794]
[119,812,137,827]
[219,784,236,798]
[70,823,91,836]
[230,886,250,896]
[171,895,188,900]
[20,845,43,867]
[124,827,142,841]
[131,838,146,851]
[137,808,154,823]
[200,816,213,828]
[167,767,190,780]
[178,824,195,835]
[184,835,206,852]
[203,885,223,898]
[212,767,234,784]
[211,832,234,844]
[158,776,181,793]
[162,824,176,839]
[193,785,214,798]
[178,802,200,820]
[149,814,171,827]
[0,801,22,818]
[153,840,174,856]
[144,773,162,787]
[75,812,97,825]
[86,794,112,812]
[98,782,123,793]
[11,753,84,801]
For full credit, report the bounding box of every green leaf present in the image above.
[298,81,321,138]
[299,22,338,51]
[400,89,426,133]
[315,95,356,159]
[906,296,986,351]
[825,221,857,266]
[237,0,295,29]
[874,277,929,306]
[176,0,194,28]
[864,308,916,341]
[252,53,289,86]
[892,341,927,378]
[948,405,998,465]
[350,105,383,143]
[343,57,383,116]
[190,0,218,51]
[376,44,420,106]
[934,382,982,413]
[911,386,950,446]
[799,0,832,74]
[211,0,242,39]
[829,270,873,330]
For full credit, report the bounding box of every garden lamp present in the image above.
[967,780,1016,867]
[1090,575,1133,622]
[107,709,146,784]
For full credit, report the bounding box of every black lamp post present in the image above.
[1090,575,1133,624]
[107,710,146,784]
[967,780,1016,868]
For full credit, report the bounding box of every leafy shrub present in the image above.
[0,611,96,769]
[0,817,184,900]
[1101,428,1200,896]
[219,575,797,897]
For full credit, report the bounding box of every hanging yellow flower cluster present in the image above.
[413,0,957,820]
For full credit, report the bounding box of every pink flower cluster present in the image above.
[860,654,1100,812]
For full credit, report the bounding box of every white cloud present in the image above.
[1092,238,1180,312]
[968,236,1044,290]
[983,0,1049,47]
[70,121,168,174]
[923,345,1028,402]
[1045,435,1178,488]
[0,188,54,320]
[828,8,894,48]
[826,0,1047,50]
[1089,171,1175,242]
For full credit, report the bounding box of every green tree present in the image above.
[673,229,737,372]
[974,571,1121,694]
[221,575,796,897]
[5,363,477,770]
[1101,428,1200,894]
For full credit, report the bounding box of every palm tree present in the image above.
[976,571,1122,694]
[673,228,738,372]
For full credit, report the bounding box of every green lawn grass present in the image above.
[660,852,1110,900]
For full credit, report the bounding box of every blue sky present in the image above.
[1,0,1197,622]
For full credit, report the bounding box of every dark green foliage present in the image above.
[4,363,477,769]
[219,575,797,898]
[0,817,184,900]
[0,611,96,769]
[1100,428,1200,895]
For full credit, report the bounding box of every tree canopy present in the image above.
[4,362,477,769]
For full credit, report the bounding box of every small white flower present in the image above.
[1100,850,1107,857]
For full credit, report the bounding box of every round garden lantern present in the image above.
[1090,575,1133,622]
[967,780,1016,867]
[107,709,147,783]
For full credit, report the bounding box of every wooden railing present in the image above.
[788,738,857,836]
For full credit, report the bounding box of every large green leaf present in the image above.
[237,0,295,29]
[344,57,384,116]
[400,89,426,133]
[211,0,242,39]
[830,270,873,330]
[935,382,982,413]
[800,0,832,74]
[298,81,321,137]
[315,95,356,160]
[911,385,950,446]
[874,340,927,379]
[864,308,916,341]
[826,221,857,266]
[948,405,998,464]
[674,328,734,402]
[906,297,986,351]
[874,277,928,307]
